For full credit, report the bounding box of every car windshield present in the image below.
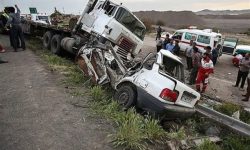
[160,55,185,82]
[223,38,238,48]
[115,7,146,40]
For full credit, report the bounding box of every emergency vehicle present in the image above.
[172,28,222,53]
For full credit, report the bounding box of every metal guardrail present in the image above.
[195,104,250,137]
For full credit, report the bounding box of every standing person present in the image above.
[156,37,163,52]
[0,44,8,63]
[173,40,180,56]
[163,34,170,49]
[165,39,175,52]
[242,74,250,102]
[212,44,221,66]
[189,47,201,85]
[156,26,162,40]
[5,5,25,52]
[196,53,214,93]
[185,40,195,70]
[204,46,212,59]
[233,53,250,90]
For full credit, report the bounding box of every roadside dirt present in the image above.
[142,36,250,108]
[0,35,114,150]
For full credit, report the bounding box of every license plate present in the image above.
[181,92,196,103]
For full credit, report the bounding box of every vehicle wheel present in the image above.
[43,31,53,49]
[51,34,63,55]
[115,85,136,109]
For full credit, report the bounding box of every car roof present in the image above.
[236,45,250,51]
[159,50,183,64]
[176,29,221,37]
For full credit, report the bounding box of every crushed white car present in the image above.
[114,50,201,118]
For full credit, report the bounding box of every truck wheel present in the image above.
[51,34,62,55]
[43,31,53,49]
[115,85,136,109]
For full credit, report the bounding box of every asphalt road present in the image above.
[0,35,114,150]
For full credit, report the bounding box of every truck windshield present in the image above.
[115,7,146,40]
[38,16,49,21]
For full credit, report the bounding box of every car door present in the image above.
[222,37,238,55]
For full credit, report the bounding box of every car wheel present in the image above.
[43,31,53,49]
[115,85,136,109]
[51,34,63,55]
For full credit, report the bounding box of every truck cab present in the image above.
[78,1,146,60]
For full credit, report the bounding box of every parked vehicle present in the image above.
[221,37,238,55]
[114,50,201,118]
[171,28,222,53]
[232,45,250,66]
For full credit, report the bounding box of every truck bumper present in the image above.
[136,87,196,119]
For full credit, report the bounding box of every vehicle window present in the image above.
[184,32,197,41]
[223,38,238,48]
[160,56,185,82]
[197,35,210,44]
[115,7,146,40]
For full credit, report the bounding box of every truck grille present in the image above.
[118,37,135,52]
[117,37,136,62]
[116,47,128,62]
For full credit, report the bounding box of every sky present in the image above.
[0,0,250,14]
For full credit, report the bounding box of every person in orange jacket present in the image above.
[196,52,214,93]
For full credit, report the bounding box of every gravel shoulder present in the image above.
[0,35,114,150]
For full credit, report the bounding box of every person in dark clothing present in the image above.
[189,47,201,85]
[242,74,250,101]
[156,26,162,40]
[5,5,25,51]
[162,34,170,49]
[204,46,212,59]
[173,40,180,56]
[233,53,250,90]
[212,44,221,65]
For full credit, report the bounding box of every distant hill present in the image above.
[196,9,250,15]
[134,11,205,28]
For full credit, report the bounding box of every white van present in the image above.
[172,29,222,53]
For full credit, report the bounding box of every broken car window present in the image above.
[160,56,185,82]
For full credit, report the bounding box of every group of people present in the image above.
[233,53,250,101]
[0,4,25,52]
[156,30,180,56]
[185,40,217,93]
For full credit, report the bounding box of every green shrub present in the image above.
[222,134,250,150]
[196,140,221,150]
[214,103,241,116]
[144,116,166,143]
[240,109,250,124]
[156,20,165,26]
[112,109,146,150]
[90,86,106,102]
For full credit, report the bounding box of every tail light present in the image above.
[159,88,178,102]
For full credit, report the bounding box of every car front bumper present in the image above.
[136,87,196,119]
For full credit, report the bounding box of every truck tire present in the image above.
[43,31,53,49]
[115,85,137,109]
[51,34,63,55]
